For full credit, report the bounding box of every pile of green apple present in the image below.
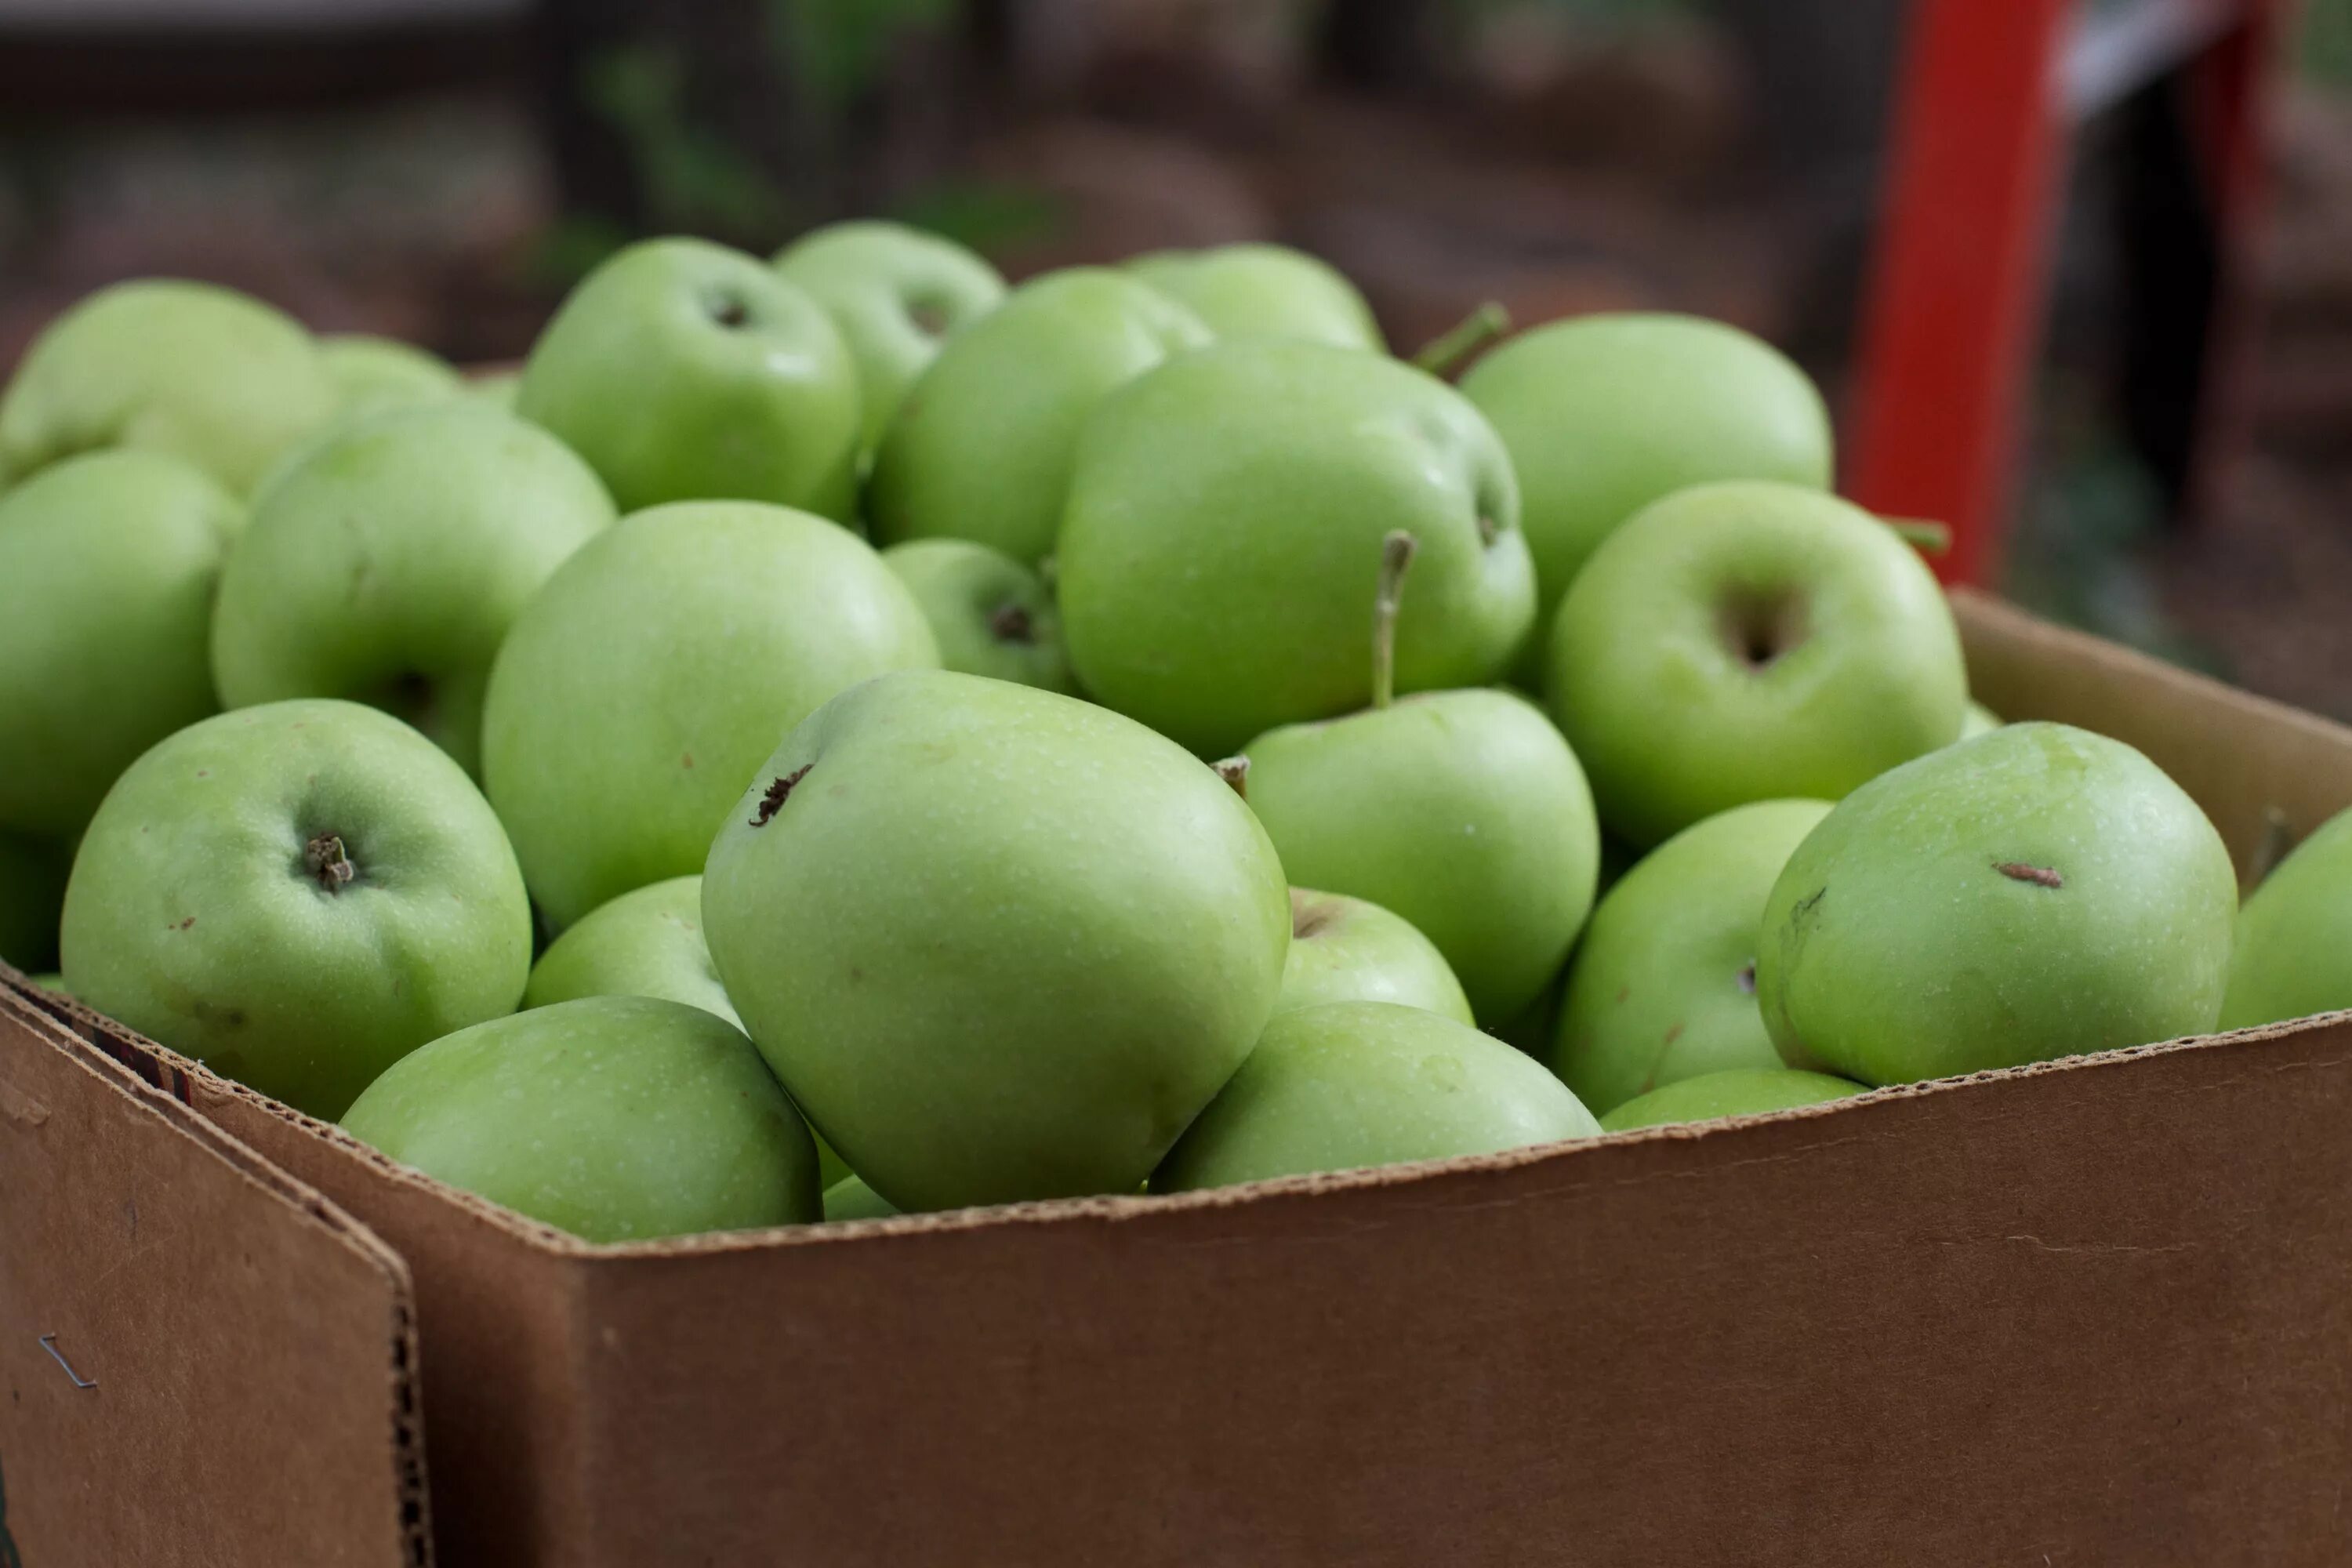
[3,222,2344,1243]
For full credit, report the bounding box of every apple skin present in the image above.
[320,335,464,416]
[1059,339,1536,756]
[517,237,861,518]
[0,279,334,497]
[822,1175,900,1222]
[1552,798,1832,1116]
[1598,1068,1865,1132]
[1151,1001,1599,1192]
[341,996,818,1242]
[1127,244,1382,350]
[1757,722,2237,1085]
[1548,481,1968,848]
[880,538,1076,693]
[0,450,244,837]
[60,699,533,1120]
[773,220,1007,453]
[1278,887,1473,1025]
[702,669,1291,1212]
[211,403,616,777]
[2220,804,2352,1029]
[866,267,1212,564]
[524,875,737,1025]
[1240,688,1599,1025]
[0,829,69,972]
[481,500,938,929]
[1459,312,1831,642]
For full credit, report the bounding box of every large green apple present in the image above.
[211,402,615,776]
[483,501,936,928]
[1127,243,1381,350]
[2220,804,2352,1028]
[866,267,1211,564]
[0,450,243,837]
[523,875,737,1025]
[1598,1067,1865,1132]
[1152,1000,1599,1192]
[0,279,334,496]
[1459,311,1831,638]
[702,670,1290,1211]
[517,237,861,517]
[59,699,532,1118]
[0,829,69,972]
[1278,887,1472,1025]
[1552,798,1831,1116]
[880,538,1075,692]
[320,335,463,416]
[1548,481,1967,847]
[1757,722,2237,1085]
[341,996,818,1242]
[773,220,1007,454]
[1241,687,1599,1025]
[1059,340,1535,755]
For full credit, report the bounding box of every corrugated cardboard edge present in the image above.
[1,972,435,1568]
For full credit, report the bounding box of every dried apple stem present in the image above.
[1882,517,1953,556]
[1373,529,1417,711]
[1212,757,1250,799]
[1410,302,1510,379]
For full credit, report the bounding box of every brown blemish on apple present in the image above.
[1289,891,1339,941]
[1994,861,2063,888]
[304,833,358,893]
[681,752,695,770]
[751,765,813,826]
[1613,985,1630,1005]
[1662,1022,1684,1047]
[175,917,195,931]
[989,603,1036,645]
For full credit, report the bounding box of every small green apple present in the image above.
[517,237,861,517]
[1552,798,1831,1116]
[773,220,1007,454]
[482,500,938,929]
[866,267,1211,564]
[211,402,616,776]
[1961,699,2002,739]
[1059,339,1535,755]
[0,450,243,837]
[1757,722,2237,1084]
[2220,804,2352,1028]
[1127,243,1381,350]
[319,335,463,416]
[469,371,521,412]
[1598,1068,1865,1132]
[702,669,1290,1212]
[0,279,334,496]
[822,1175,900,1222]
[341,995,818,1242]
[1152,1001,1599,1192]
[1548,481,1967,847]
[524,874,735,1025]
[60,699,532,1118]
[1459,312,1832,637]
[880,538,1074,692]
[1278,887,1473,1025]
[0,829,69,972]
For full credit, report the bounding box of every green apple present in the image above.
[341,996,818,1242]
[866,267,1212,564]
[1548,481,1967,847]
[773,220,1007,453]
[60,699,532,1118]
[0,829,69,972]
[27,972,65,994]
[1127,243,1381,350]
[880,539,1074,692]
[1961,699,2002,739]
[523,875,735,1024]
[211,403,615,776]
[822,1175,900,1222]
[1152,1001,1599,1192]
[1757,722,2236,1085]
[1059,339,1535,755]
[517,237,861,517]
[1552,798,1831,1116]
[1598,1068,1865,1132]
[702,669,1290,1211]
[320,335,463,416]
[2220,804,2352,1028]
[0,450,243,837]
[484,501,937,928]
[469,371,521,412]
[0,279,334,496]
[1459,312,1832,639]
[1278,887,1472,1025]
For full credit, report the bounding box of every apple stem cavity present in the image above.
[304,833,358,893]
[1882,517,1954,557]
[1994,861,2064,889]
[1410,302,1511,381]
[1737,960,1757,995]
[989,602,1036,646]
[1372,528,1417,711]
[906,297,953,338]
[751,764,814,827]
[706,292,751,329]
[1213,756,1250,799]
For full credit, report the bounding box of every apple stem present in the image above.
[1882,517,1954,556]
[1372,529,1417,710]
[304,833,358,894]
[1410,302,1510,380]
[1213,757,1250,799]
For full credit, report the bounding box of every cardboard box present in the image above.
[15,590,2352,1566]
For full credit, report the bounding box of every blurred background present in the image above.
[1,0,2346,716]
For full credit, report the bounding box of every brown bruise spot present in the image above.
[681,752,695,770]
[752,765,814,826]
[1613,985,1630,1006]
[305,833,358,893]
[1994,861,2064,889]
